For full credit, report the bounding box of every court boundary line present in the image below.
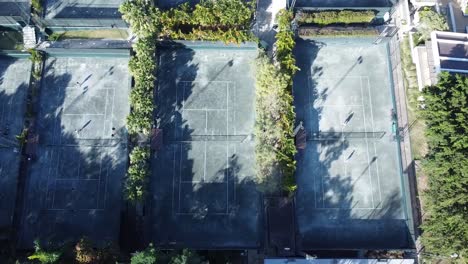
[366,76,383,205]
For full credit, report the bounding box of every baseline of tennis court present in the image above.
[151,43,261,248]
[0,56,30,230]
[18,55,130,248]
[293,38,413,249]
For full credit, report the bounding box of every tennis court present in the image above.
[151,43,261,248]
[293,38,413,249]
[0,56,30,230]
[45,0,124,19]
[17,53,130,248]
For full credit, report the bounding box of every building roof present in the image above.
[431,31,468,74]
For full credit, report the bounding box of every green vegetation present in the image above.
[127,37,156,135]
[119,0,160,38]
[415,7,448,44]
[120,0,157,203]
[120,0,255,44]
[420,73,467,262]
[296,10,376,26]
[27,240,61,263]
[255,10,298,195]
[298,26,379,37]
[159,0,255,43]
[48,30,129,41]
[131,245,205,264]
[399,36,427,160]
[125,146,151,202]
[31,0,43,14]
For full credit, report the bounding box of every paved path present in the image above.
[39,39,133,49]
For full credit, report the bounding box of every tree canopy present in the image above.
[420,72,468,261]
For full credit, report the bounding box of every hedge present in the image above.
[254,10,297,195]
[296,10,376,26]
[124,147,151,202]
[298,26,379,37]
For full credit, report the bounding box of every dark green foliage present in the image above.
[131,244,158,264]
[420,72,468,261]
[130,246,205,264]
[296,10,376,26]
[298,26,379,37]
[159,0,255,43]
[119,0,161,38]
[125,146,151,202]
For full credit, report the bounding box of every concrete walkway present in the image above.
[38,39,133,49]
[254,0,287,49]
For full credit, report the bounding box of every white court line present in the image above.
[102,88,109,138]
[307,74,317,209]
[204,141,207,182]
[172,146,176,214]
[359,76,375,209]
[183,108,227,111]
[178,144,183,213]
[109,85,116,139]
[103,157,109,209]
[96,154,103,209]
[312,207,379,210]
[226,82,229,214]
[366,76,383,207]
[319,104,363,107]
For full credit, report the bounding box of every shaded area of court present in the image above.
[294,0,392,8]
[151,43,262,248]
[293,38,413,249]
[17,53,130,248]
[44,0,124,19]
[0,55,30,231]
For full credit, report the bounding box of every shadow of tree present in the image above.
[0,55,30,249]
[17,54,129,249]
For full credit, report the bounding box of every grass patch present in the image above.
[296,10,376,26]
[49,29,129,41]
[400,36,428,160]
[298,26,379,37]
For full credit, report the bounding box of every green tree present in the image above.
[420,72,468,262]
[27,240,61,264]
[119,0,160,38]
[417,7,449,42]
[131,244,158,264]
[170,249,205,264]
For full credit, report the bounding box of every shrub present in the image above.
[124,146,151,202]
[119,0,161,38]
[255,54,297,194]
[31,0,43,13]
[296,10,376,26]
[28,49,43,63]
[159,0,255,43]
[28,240,61,264]
[275,9,299,76]
[131,244,158,264]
